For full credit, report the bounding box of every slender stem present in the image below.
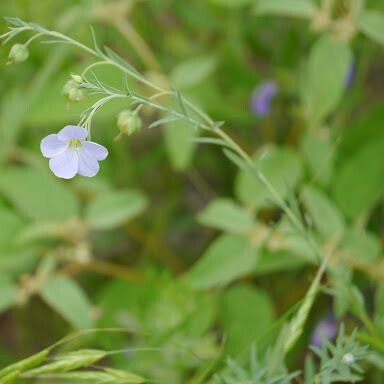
[81,60,110,77]
[134,90,171,113]
[42,29,166,92]
[214,127,322,261]
[0,30,12,39]
[64,259,144,283]
[183,98,214,126]
[108,59,166,92]
[47,30,98,56]
[24,32,43,47]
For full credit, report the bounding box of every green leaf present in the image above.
[40,275,93,329]
[209,0,252,7]
[163,119,197,171]
[339,228,380,263]
[283,259,326,353]
[0,277,17,314]
[0,349,49,379]
[330,265,352,318]
[337,104,384,163]
[220,284,274,354]
[0,167,79,221]
[301,185,345,239]
[103,368,146,384]
[24,371,113,383]
[0,208,25,250]
[148,115,181,129]
[254,0,317,19]
[170,55,217,89]
[0,249,39,276]
[267,225,318,263]
[24,350,106,376]
[235,147,303,209]
[301,35,352,126]
[0,370,20,384]
[0,88,24,162]
[197,198,254,233]
[185,234,258,290]
[255,249,310,275]
[16,221,70,244]
[300,133,334,187]
[333,136,384,220]
[86,189,148,230]
[358,10,384,46]
[145,280,211,335]
[281,235,318,263]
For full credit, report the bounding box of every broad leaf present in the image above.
[0,167,79,221]
[209,0,252,7]
[358,10,384,46]
[86,189,148,230]
[197,198,254,233]
[254,0,317,19]
[220,284,274,354]
[170,56,217,89]
[300,134,334,187]
[301,35,352,126]
[0,208,25,249]
[41,275,93,329]
[163,119,197,171]
[333,137,384,220]
[301,185,345,239]
[235,147,303,209]
[185,234,258,290]
[339,229,380,263]
[0,277,17,313]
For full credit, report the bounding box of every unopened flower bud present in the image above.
[342,353,354,365]
[117,109,142,136]
[63,80,85,102]
[7,43,29,64]
[70,74,84,84]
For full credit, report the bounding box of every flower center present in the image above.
[69,139,83,150]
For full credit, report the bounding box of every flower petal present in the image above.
[78,148,100,177]
[58,125,88,141]
[40,134,67,158]
[250,80,278,117]
[83,141,108,160]
[49,149,79,179]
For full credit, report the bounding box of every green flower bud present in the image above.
[70,74,84,84]
[63,79,85,102]
[117,109,142,136]
[7,43,29,64]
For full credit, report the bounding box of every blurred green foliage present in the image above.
[1,0,384,383]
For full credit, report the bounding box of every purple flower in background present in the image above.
[345,62,355,89]
[310,314,339,348]
[250,80,278,117]
[40,125,108,179]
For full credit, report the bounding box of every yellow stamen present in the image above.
[69,139,83,149]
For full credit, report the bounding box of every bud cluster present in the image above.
[63,75,85,102]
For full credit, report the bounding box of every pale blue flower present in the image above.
[250,80,278,117]
[310,314,338,348]
[40,125,108,179]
